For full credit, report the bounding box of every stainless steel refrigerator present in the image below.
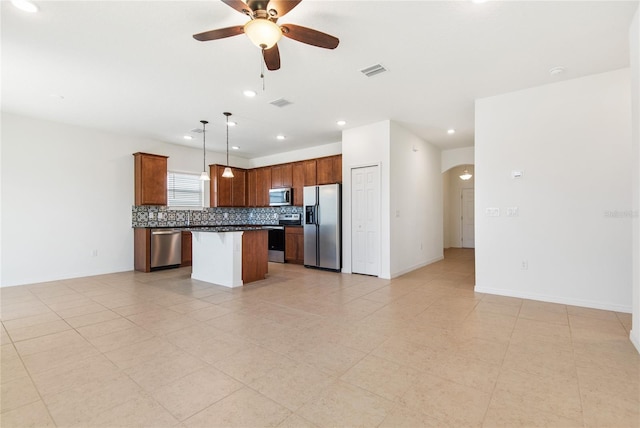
[304,183,341,271]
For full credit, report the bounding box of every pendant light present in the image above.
[459,168,473,181]
[199,120,210,181]
[222,112,234,178]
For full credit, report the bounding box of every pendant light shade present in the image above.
[459,168,473,181]
[222,167,234,178]
[200,120,210,181]
[223,112,234,178]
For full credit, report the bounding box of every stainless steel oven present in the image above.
[262,213,301,263]
[263,226,285,263]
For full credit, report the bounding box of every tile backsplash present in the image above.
[132,205,303,228]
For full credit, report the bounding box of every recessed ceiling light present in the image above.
[337,120,346,126]
[227,121,237,127]
[447,129,456,134]
[276,135,286,140]
[183,135,193,140]
[231,146,240,150]
[549,66,566,76]
[243,90,257,98]
[11,0,38,13]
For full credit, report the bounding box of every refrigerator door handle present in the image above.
[315,204,320,225]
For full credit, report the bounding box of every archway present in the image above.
[442,164,475,249]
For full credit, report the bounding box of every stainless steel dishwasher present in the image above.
[150,229,182,269]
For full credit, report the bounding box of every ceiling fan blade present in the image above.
[266,0,301,18]
[263,44,281,70]
[222,0,252,15]
[193,26,244,42]
[281,24,339,49]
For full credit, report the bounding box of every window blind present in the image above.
[167,171,203,207]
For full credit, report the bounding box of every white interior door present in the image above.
[461,188,475,248]
[351,166,380,276]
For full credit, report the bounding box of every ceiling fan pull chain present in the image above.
[260,48,266,91]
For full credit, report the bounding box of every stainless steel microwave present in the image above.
[269,188,292,206]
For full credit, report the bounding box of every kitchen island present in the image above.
[190,227,268,288]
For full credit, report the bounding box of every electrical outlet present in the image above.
[521,260,528,270]
[91,249,98,257]
[506,207,519,217]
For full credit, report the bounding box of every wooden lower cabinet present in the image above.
[285,226,304,264]
[134,228,151,272]
[180,231,192,267]
[242,230,268,283]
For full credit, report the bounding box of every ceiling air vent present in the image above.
[270,98,293,108]
[360,63,388,77]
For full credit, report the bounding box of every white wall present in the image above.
[630,7,640,351]
[342,121,391,278]
[442,169,451,249]
[441,146,474,173]
[475,69,633,312]
[249,142,341,168]
[342,120,443,279]
[389,121,443,277]
[443,164,475,249]
[1,112,234,287]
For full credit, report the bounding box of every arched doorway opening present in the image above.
[442,164,475,249]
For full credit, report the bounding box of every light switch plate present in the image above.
[486,208,500,217]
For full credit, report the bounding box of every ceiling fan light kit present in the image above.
[193,0,339,71]
[244,18,282,49]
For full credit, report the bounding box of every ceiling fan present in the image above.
[193,0,339,71]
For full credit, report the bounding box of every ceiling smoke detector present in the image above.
[549,66,566,76]
[270,98,293,108]
[360,64,388,77]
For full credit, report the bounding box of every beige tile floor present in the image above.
[1,248,638,427]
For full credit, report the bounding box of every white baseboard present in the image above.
[474,285,632,313]
[631,330,640,355]
[391,255,444,279]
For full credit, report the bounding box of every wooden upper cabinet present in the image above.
[271,164,293,188]
[133,152,168,205]
[210,165,246,207]
[271,165,282,188]
[304,159,317,186]
[256,167,272,207]
[246,169,257,207]
[316,155,342,185]
[292,162,305,206]
[232,168,246,207]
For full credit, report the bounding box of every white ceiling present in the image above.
[2,0,637,158]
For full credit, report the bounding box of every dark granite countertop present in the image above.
[133,225,269,232]
[187,226,266,233]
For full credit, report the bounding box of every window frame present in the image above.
[167,170,205,208]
